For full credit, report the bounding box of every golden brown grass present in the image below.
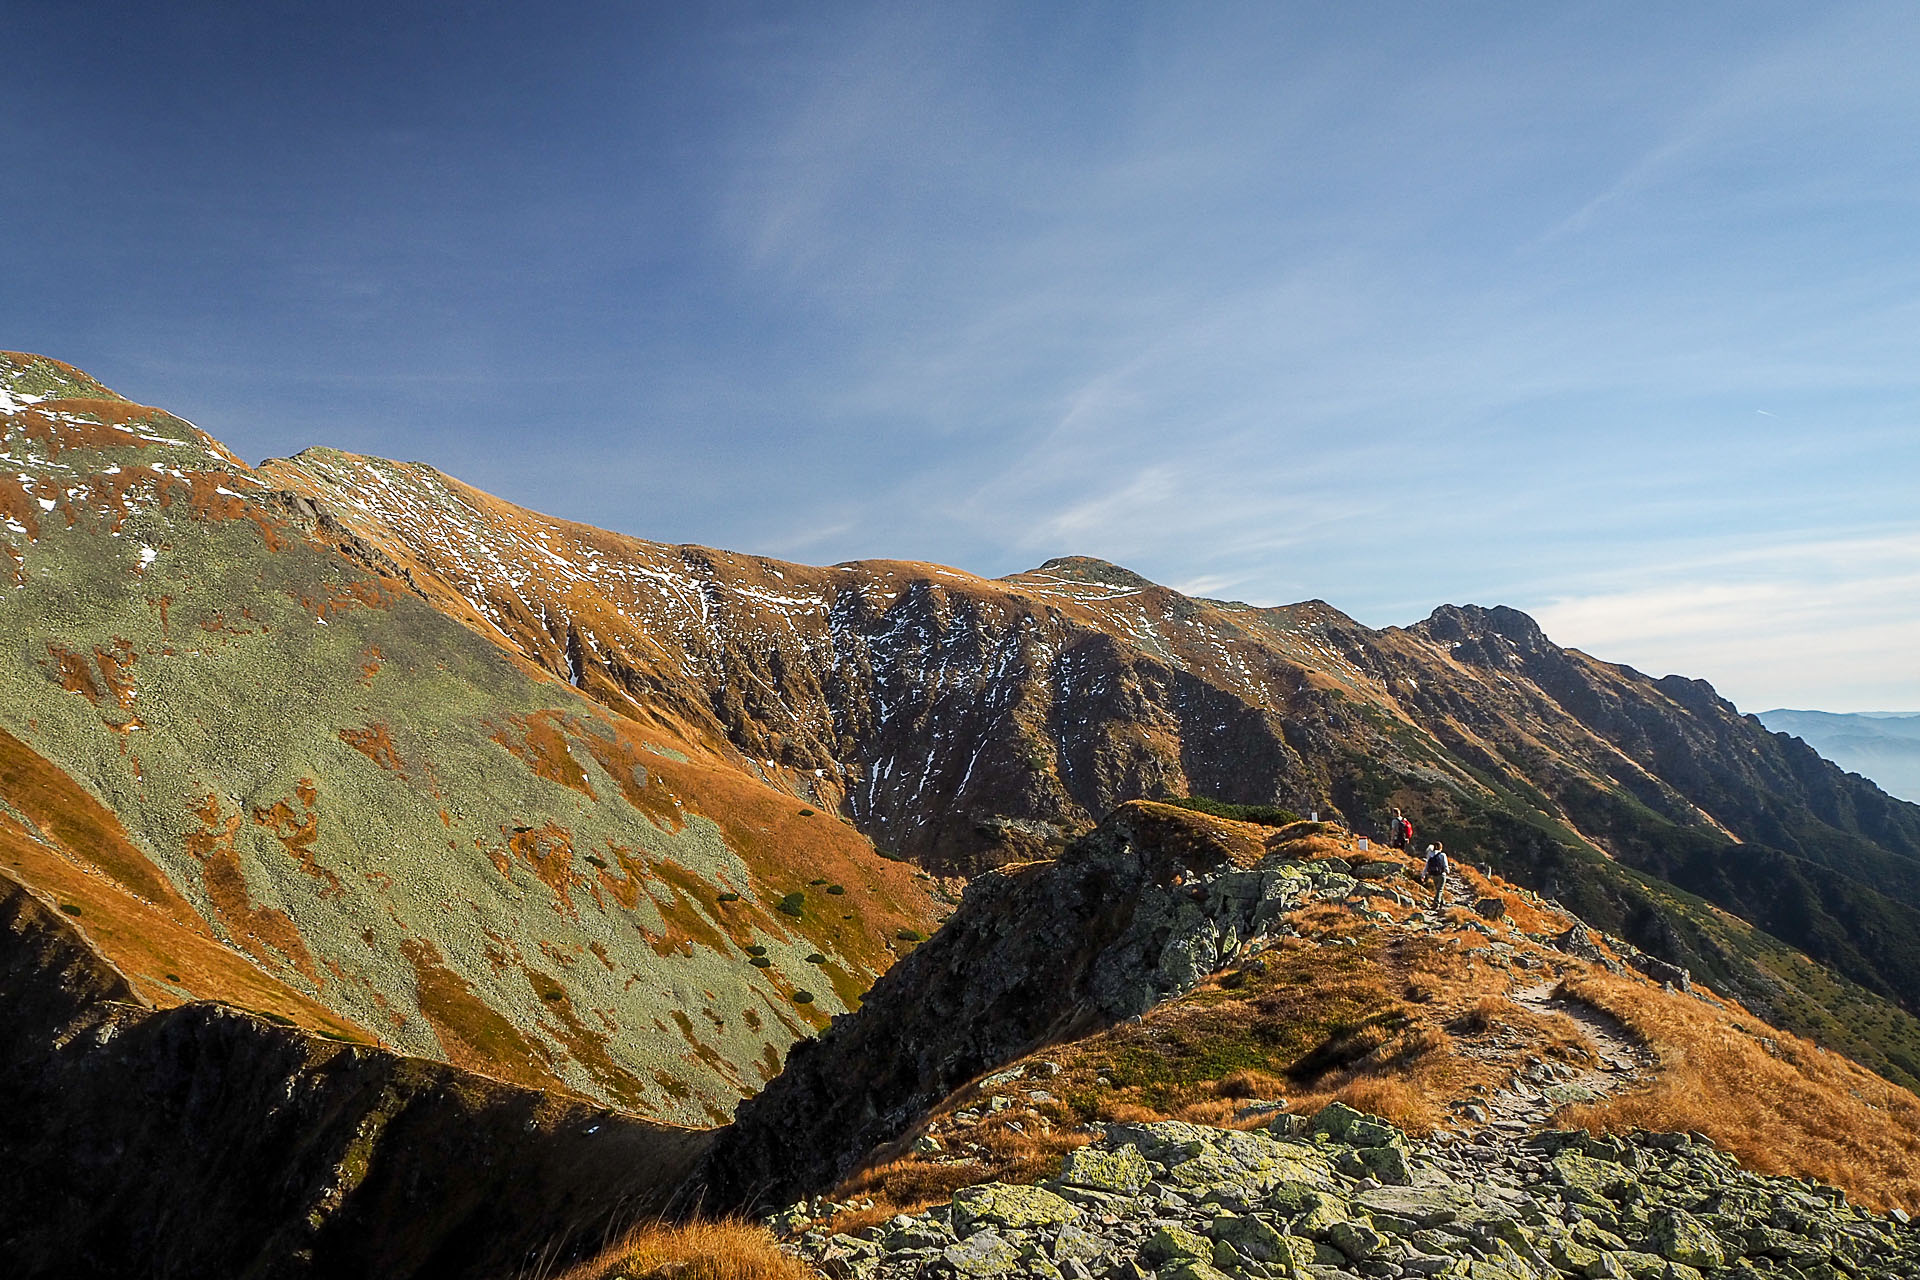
[1214,1067,1289,1099]
[823,1116,1095,1234]
[823,829,1920,1232]
[560,1219,809,1280]
[1557,972,1920,1213]
[826,1158,992,1235]
[1329,1076,1440,1132]
[1455,995,1514,1033]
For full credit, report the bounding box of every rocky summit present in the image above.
[779,1112,1919,1280]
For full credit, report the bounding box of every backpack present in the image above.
[1399,817,1414,843]
[1425,848,1447,878]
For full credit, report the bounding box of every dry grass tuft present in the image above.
[1556,972,1920,1213]
[1331,1076,1440,1132]
[1095,1100,1165,1124]
[971,1118,1093,1184]
[1455,996,1513,1033]
[1169,1097,1270,1129]
[560,1218,809,1280]
[1214,1067,1289,1099]
[840,1156,990,1213]
[823,1113,1092,1235]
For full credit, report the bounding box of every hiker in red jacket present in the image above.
[1388,808,1414,851]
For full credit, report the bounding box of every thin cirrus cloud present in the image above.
[5,3,1917,713]
[1530,532,1920,713]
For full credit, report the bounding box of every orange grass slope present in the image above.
[560,1219,810,1280]
[811,820,1920,1227]
[1559,969,1920,1213]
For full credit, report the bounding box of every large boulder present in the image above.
[1141,1223,1213,1266]
[949,1182,1079,1233]
[942,1230,1019,1277]
[1646,1208,1726,1270]
[1053,1143,1151,1194]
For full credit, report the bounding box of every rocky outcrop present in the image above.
[0,874,707,1280]
[697,805,1365,1212]
[782,1112,1920,1280]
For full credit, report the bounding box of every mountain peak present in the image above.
[1023,555,1158,591]
[0,351,127,406]
[1420,602,1549,649]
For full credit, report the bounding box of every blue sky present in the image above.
[6,2,1918,711]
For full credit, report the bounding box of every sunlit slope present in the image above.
[0,352,934,1121]
[252,450,1920,1082]
[254,455,1467,866]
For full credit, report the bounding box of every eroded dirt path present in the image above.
[1462,980,1654,1134]
[1385,871,1657,1141]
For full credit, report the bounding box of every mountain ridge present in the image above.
[246,432,1920,1081]
[11,349,1920,1092]
[9,351,1920,1275]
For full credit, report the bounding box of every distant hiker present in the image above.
[1423,842,1448,909]
[1388,808,1413,851]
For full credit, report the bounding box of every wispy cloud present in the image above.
[1530,532,1920,711]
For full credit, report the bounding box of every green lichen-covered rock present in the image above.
[1356,1184,1477,1228]
[1276,1233,1318,1273]
[1326,1219,1388,1262]
[1309,1101,1408,1160]
[1548,1235,1605,1273]
[1264,1179,1327,1216]
[1204,1213,1290,1262]
[1356,1143,1415,1185]
[1466,1256,1539,1279]
[949,1182,1078,1233]
[1646,1208,1725,1270]
[1552,1150,1637,1201]
[1054,1143,1151,1193]
[1296,1191,1353,1235]
[1612,1250,1669,1278]
[1307,1100,1365,1140]
[1142,1223,1214,1266]
[1162,1141,1334,1194]
[1159,1262,1233,1280]
[1160,1148,1248,1190]
[1108,1120,1223,1164]
[1049,1222,1105,1262]
[942,1230,1020,1277]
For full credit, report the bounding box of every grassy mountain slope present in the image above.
[10,348,1920,1108]
[0,352,936,1121]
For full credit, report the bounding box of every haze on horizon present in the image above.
[5,2,1918,713]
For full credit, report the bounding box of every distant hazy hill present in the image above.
[1760,709,1920,803]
